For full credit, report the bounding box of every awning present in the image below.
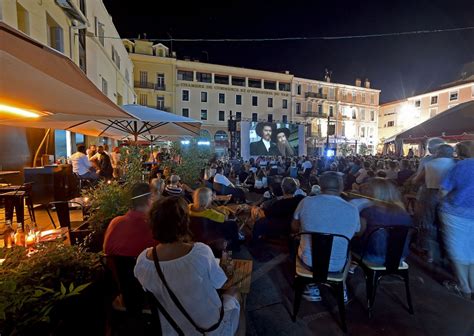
[0,22,133,120]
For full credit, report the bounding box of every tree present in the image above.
[359,143,369,155]
[339,142,352,157]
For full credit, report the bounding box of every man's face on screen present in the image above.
[262,126,272,141]
[277,132,287,143]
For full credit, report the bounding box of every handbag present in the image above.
[151,246,225,335]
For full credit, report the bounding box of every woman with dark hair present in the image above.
[134,196,240,334]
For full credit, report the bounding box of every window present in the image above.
[214,74,229,85]
[47,14,64,53]
[182,108,189,117]
[156,73,165,89]
[297,84,302,95]
[252,96,258,106]
[414,100,421,108]
[370,94,375,104]
[342,91,347,100]
[264,80,276,90]
[282,115,288,123]
[17,3,30,35]
[279,82,291,91]
[138,93,147,106]
[177,70,193,81]
[111,46,120,69]
[139,71,148,84]
[449,91,458,101]
[268,114,273,122]
[268,97,273,107]
[248,79,262,88]
[318,87,323,95]
[231,77,245,86]
[296,102,301,114]
[351,92,356,102]
[329,105,334,117]
[282,99,288,109]
[215,93,224,104]
[218,110,225,121]
[252,113,258,122]
[370,110,375,121]
[201,92,208,102]
[196,72,212,83]
[360,127,366,138]
[101,78,108,96]
[430,95,438,105]
[361,93,366,103]
[182,90,189,101]
[361,109,366,120]
[200,109,208,120]
[387,121,395,127]
[235,112,242,120]
[94,17,105,46]
[352,109,357,119]
[429,108,437,117]
[317,104,323,114]
[307,102,312,112]
[236,94,242,105]
[329,88,335,99]
[156,96,164,110]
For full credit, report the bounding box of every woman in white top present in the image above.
[134,196,240,335]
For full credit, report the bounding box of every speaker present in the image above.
[328,124,336,136]
[228,120,237,132]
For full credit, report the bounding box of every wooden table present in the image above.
[0,171,20,176]
[223,259,253,294]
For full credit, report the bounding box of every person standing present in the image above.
[110,147,122,179]
[415,144,456,262]
[439,141,474,299]
[97,145,113,180]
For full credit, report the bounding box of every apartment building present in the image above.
[293,77,380,154]
[125,39,293,155]
[0,0,134,157]
[379,79,474,143]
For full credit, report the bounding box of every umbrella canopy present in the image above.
[0,105,201,141]
[387,101,474,143]
[0,22,132,120]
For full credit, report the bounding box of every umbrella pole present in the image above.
[32,128,52,167]
[150,136,155,163]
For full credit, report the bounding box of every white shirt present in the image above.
[424,158,456,189]
[134,244,240,335]
[262,138,271,151]
[69,152,91,176]
[214,173,232,187]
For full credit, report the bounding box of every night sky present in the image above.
[103,0,474,103]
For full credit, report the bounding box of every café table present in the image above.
[219,258,253,336]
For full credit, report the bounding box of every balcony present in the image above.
[305,92,328,99]
[303,112,328,119]
[146,105,170,112]
[134,81,166,91]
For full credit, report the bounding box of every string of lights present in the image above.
[90,26,474,42]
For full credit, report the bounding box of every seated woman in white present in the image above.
[134,196,240,335]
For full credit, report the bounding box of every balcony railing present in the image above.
[134,81,166,91]
[305,92,328,99]
[302,112,328,119]
[146,105,170,112]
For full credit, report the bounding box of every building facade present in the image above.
[0,0,134,158]
[378,80,474,145]
[125,39,293,155]
[293,77,380,155]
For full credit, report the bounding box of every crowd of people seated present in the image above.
[70,143,120,183]
[99,138,474,334]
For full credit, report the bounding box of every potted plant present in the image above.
[0,242,103,335]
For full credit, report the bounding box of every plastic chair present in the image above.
[292,232,351,333]
[352,225,415,318]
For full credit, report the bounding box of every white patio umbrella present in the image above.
[0,104,201,141]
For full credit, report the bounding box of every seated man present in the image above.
[163,174,194,197]
[69,144,99,181]
[292,172,360,302]
[252,177,305,246]
[213,167,246,203]
[103,183,156,257]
